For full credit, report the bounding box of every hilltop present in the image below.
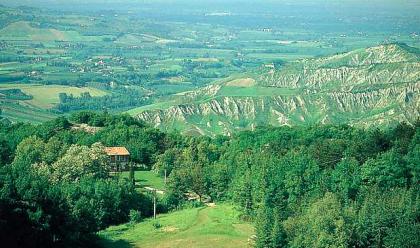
[129,44,420,136]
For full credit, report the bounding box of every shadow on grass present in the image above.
[95,237,134,248]
[134,179,154,189]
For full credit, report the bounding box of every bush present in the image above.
[152,221,162,229]
[129,210,142,224]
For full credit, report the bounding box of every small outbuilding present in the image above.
[104,147,130,171]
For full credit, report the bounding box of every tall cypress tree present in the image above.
[271,207,287,248]
[255,203,273,248]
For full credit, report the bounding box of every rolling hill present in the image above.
[0,21,101,41]
[129,44,420,136]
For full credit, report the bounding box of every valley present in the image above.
[0,1,419,248]
[0,2,419,128]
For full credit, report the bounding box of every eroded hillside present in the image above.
[132,44,420,136]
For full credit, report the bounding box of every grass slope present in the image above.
[126,100,177,115]
[217,86,299,97]
[1,102,57,123]
[98,204,254,248]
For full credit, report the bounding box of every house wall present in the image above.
[108,155,130,171]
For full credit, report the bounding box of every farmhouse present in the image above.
[104,146,130,171]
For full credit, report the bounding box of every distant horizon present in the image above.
[1,0,419,7]
[2,0,419,18]
[1,1,418,20]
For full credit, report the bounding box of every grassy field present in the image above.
[0,84,107,108]
[119,170,166,191]
[98,204,254,248]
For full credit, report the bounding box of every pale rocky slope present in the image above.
[134,44,420,136]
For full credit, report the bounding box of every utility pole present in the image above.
[145,187,157,219]
[164,169,167,185]
[153,189,157,219]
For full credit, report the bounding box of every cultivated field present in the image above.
[1,102,57,123]
[0,84,107,108]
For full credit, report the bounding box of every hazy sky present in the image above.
[1,0,419,22]
[1,0,419,5]
[0,0,418,34]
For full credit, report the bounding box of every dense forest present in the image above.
[0,112,418,247]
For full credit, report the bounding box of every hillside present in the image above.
[98,204,254,248]
[0,21,101,41]
[130,44,420,136]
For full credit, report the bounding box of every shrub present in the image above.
[129,210,142,224]
[152,221,162,229]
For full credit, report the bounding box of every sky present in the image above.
[1,0,418,24]
[0,0,418,36]
[1,0,418,11]
[1,0,419,5]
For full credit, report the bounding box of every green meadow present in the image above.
[98,204,254,248]
[120,170,166,191]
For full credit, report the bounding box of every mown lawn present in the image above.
[119,170,166,191]
[98,204,254,248]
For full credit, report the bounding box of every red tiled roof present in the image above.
[104,147,130,156]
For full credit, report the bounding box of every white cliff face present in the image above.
[182,84,222,101]
[135,44,420,136]
[136,82,418,135]
[302,44,419,68]
[260,63,419,90]
[259,44,419,89]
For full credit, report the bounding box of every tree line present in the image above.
[0,112,419,247]
[159,122,419,248]
[0,113,169,247]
